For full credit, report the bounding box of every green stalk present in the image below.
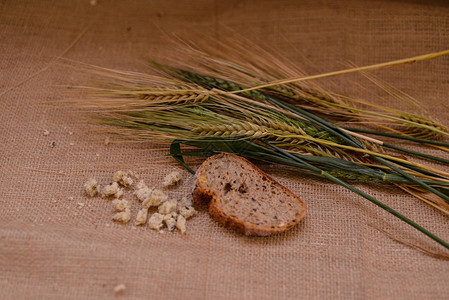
[382,143,449,165]
[344,127,449,148]
[262,141,449,251]
[375,157,449,204]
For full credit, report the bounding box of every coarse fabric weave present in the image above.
[1,1,449,299]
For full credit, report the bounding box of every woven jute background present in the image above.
[1,0,449,299]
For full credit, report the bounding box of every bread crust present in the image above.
[192,153,306,236]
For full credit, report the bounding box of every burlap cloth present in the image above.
[2,0,449,299]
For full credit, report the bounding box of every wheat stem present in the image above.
[223,49,449,95]
[275,133,449,178]
[344,127,449,147]
[262,141,449,251]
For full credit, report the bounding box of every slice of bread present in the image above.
[193,153,306,236]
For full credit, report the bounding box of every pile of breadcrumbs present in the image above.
[83,170,195,234]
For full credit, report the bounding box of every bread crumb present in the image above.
[134,186,152,203]
[84,178,100,197]
[136,180,147,190]
[105,137,110,145]
[77,202,85,209]
[112,199,130,211]
[142,189,167,209]
[163,214,177,231]
[158,200,176,215]
[148,213,164,231]
[68,197,74,201]
[113,170,135,187]
[176,215,187,234]
[115,189,124,199]
[151,189,167,205]
[113,171,126,183]
[135,180,153,204]
[51,199,57,204]
[177,196,196,219]
[163,171,182,187]
[114,283,125,294]
[102,182,121,198]
[69,142,74,146]
[179,205,196,219]
[122,176,134,187]
[135,208,149,226]
[43,129,50,136]
[113,208,131,224]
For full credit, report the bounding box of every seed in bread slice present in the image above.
[193,153,306,236]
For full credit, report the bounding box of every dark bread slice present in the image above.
[192,153,306,236]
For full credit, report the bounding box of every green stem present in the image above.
[345,128,449,203]
[263,141,449,251]
[383,143,449,165]
[375,157,449,204]
[344,127,449,148]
